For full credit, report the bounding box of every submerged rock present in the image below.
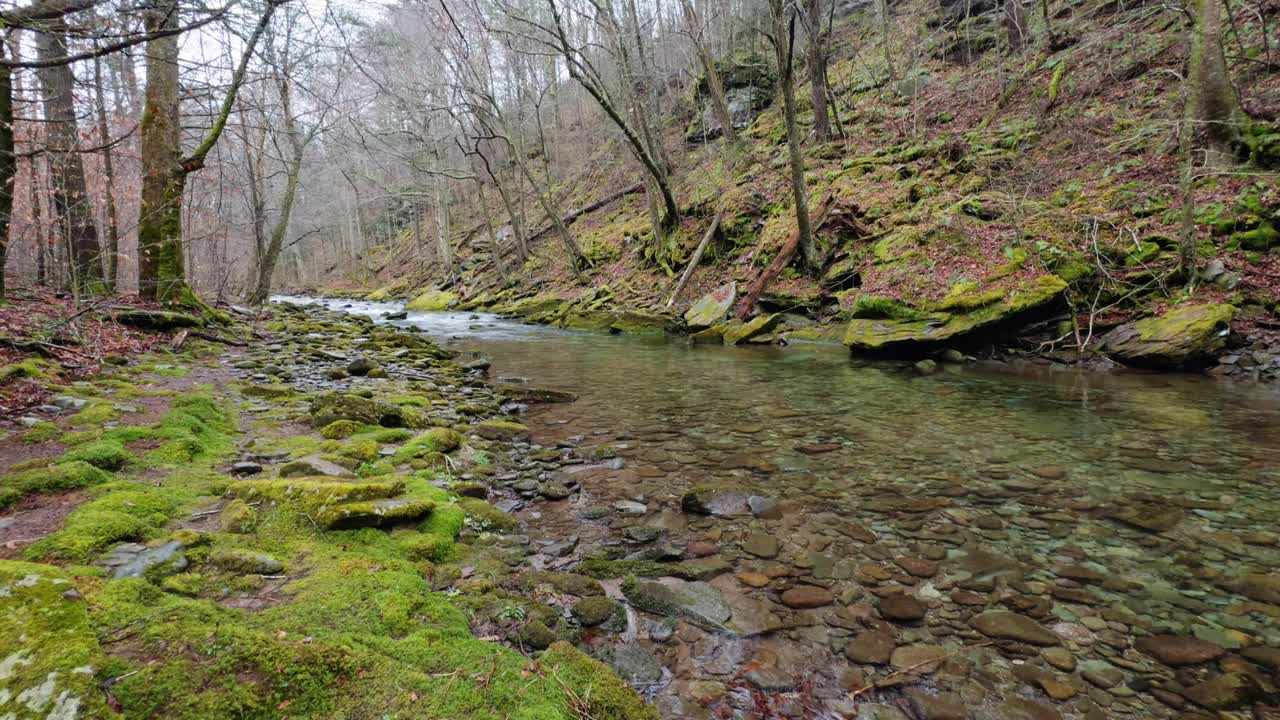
[970,610,1060,646]
[1135,635,1226,666]
[1100,303,1235,368]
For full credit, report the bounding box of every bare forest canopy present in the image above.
[0,0,1275,316]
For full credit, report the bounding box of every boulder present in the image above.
[310,393,407,428]
[1100,303,1235,368]
[722,313,782,345]
[680,485,752,517]
[112,309,202,330]
[684,283,736,329]
[278,455,356,479]
[843,276,1066,354]
[623,577,732,630]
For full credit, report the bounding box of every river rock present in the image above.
[1108,503,1182,532]
[623,578,732,629]
[879,594,926,622]
[1100,303,1235,368]
[111,541,187,579]
[681,485,751,517]
[1239,573,1280,605]
[846,632,896,664]
[684,283,736,329]
[742,532,780,558]
[970,611,1060,646]
[889,644,947,673]
[1134,635,1225,666]
[1182,672,1262,710]
[722,314,782,345]
[780,585,834,609]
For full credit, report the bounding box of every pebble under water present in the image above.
[275,296,1280,719]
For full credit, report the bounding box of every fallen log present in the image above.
[666,209,724,307]
[735,193,836,321]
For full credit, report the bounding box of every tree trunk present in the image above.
[735,193,835,320]
[36,16,105,295]
[678,0,738,145]
[136,0,185,302]
[1186,0,1244,166]
[769,1,822,274]
[249,139,303,305]
[0,42,12,300]
[1005,0,1029,52]
[476,178,506,280]
[92,55,121,292]
[805,0,832,142]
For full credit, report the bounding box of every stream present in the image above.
[275,295,1280,719]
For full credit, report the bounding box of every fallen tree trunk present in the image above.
[667,209,723,306]
[528,183,644,242]
[735,193,836,321]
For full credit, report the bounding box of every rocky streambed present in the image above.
[272,297,1280,720]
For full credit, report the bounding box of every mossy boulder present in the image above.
[722,313,782,345]
[684,283,736,329]
[458,498,518,532]
[474,420,531,441]
[843,276,1067,354]
[228,478,406,508]
[209,549,284,575]
[495,385,578,403]
[610,311,670,334]
[1100,303,1236,369]
[423,427,463,453]
[572,596,624,626]
[319,419,364,439]
[310,393,409,428]
[315,497,435,530]
[509,571,605,597]
[219,499,255,533]
[0,561,112,719]
[242,383,296,400]
[406,290,459,311]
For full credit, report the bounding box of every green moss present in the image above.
[397,531,455,562]
[220,498,255,533]
[242,383,296,400]
[314,497,435,530]
[339,438,381,463]
[25,509,153,562]
[473,420,530,441]
[208,548,284,574]
[229,477,406,508]
[0,460,113,509]
[161,572,207,596]
[59,438,133,471]
[319,419,364,439]
[571,596,623,626]
[458,498,518,532]
[69,402,120,426]
[0,357,52,381]
[0,560,112,718]
[420,502,466,540]
[850,295,936,321]
[368,427,413,443]
[540,641,661,720]
[22,421,62,443]
[406,289,460,311]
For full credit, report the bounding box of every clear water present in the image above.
[276,295,1280,716]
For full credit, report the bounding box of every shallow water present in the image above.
[276,295,1280,718]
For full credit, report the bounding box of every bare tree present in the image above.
[767,0,821,274]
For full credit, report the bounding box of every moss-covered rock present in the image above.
[684,283,736,329]
[315,497,435,530]
[219,498,255,533]
[509,571,605,597]
[1100,303,1236,369]
[406,289,460,311]
[473,420,530,441]
[458,498,518,532]
[310,393,409,428]
[0,561,112,719]
[722,313,782,345]
[209,549,285,574]
[572,596,624,626]
[229,477,405,507]
[843,275,1067,354]
[59,439,132,471]
[319,419,364,439]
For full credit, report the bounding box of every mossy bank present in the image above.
[0,303,657,720]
